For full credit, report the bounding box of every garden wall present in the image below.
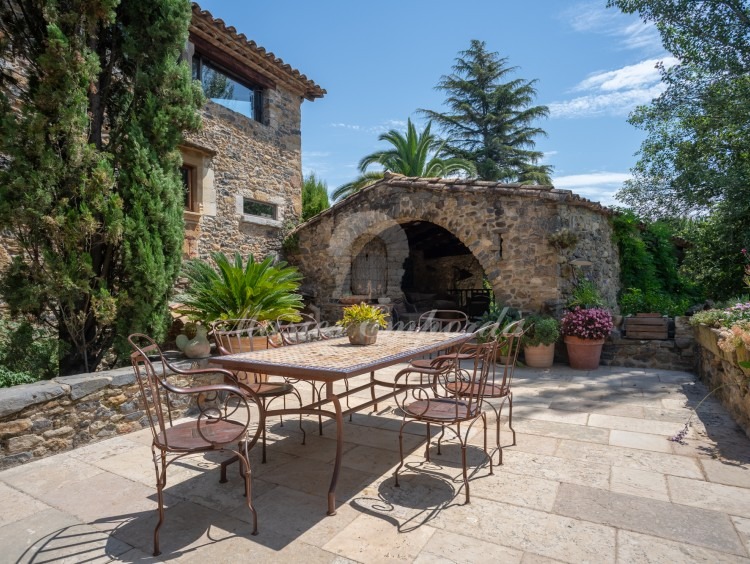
[0,363,221,470]
[693,325,750,438]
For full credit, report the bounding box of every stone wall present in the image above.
[182,89,303,261]
[288,176,620,323]
[0,364,221,470]
[693,325,750,438]
[599,316,697,372]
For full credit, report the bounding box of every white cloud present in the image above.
[550,57,677,118]
[552,171,631,206]
[562,1,663,54]
[330,119,410,135]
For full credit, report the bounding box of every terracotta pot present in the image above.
[214,334,269,382]
[564,336,604,370]
[347,322,379,345]
[523,343,555,368]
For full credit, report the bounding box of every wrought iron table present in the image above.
[210,330,472,515]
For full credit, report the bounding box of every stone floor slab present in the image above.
[555,438,703,479]
[700,458,750,488]
[608,429,673,453]
[414,530,523,564]
[587,413,690,436]
[609,466,669,501]
[322,513,436,563]
[668,475,750,518]
[428,496,617,564]
[617,529,750,563]
[733,516,750,556]
[499,450,611,490]
[553,483,745,555]
[512,417,610,444]
[0,481,53,528]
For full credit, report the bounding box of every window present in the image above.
[181,164,196,211]
[243,198,277,220]
[192,55,263,122]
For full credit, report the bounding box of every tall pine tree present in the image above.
[422,40,552,184]
[0,0,203,373]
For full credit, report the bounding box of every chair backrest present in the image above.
[490,318,527,392]
[444,339,497,414]
[417,309,469,332]
[276,313,326,346]
[129,334,174,447]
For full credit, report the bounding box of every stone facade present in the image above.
[0,364,221,470]
[287,174,620,322]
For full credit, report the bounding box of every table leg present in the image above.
[370,370,377,411]
[326,381,343,516]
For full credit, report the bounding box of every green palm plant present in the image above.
[332,119,474,201]
[177,252,303,323]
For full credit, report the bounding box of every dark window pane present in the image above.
[181,165,193,210]
[243,199,276,219]
[198,59,255,120]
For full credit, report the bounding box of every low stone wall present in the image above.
[694,325,750,438]
[0,363,221,470]
[599,316,696,372]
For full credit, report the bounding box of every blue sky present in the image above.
[195,0,673,206]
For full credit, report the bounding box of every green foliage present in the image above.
[619,288,692,317]
[421,39,551,183]
[336,303,389,329]
[0,367,37,388]
[612,210,701,311]
[0,318,60,381]
[523,315,560,347]
[567,279,604,309]
[608,0,750,302]
[178,252,304,323]
[0,0,204,373]
[302,173,330,221]
[333,119,474,200]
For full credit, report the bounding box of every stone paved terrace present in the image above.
[1,363,749,563]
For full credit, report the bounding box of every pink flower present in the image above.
[561,307,613,340]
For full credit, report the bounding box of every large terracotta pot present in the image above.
[523,343,555,368]
[564,336,604,370]
[347,322,379,345]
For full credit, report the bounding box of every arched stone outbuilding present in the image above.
[287,173,619,322]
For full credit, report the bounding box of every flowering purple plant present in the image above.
[561,307,613,340]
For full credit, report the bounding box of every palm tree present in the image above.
[332,119,474,201]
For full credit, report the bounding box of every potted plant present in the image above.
[561,307,613,369]
[477,303,521,360]
[337,302,389,345]
[522,314,560,368]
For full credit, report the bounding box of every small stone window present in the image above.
[181,164,197,211]
[243,198,277,220]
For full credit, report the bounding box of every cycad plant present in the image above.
[177,252,303,323]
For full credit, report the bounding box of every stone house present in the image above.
[181,3,325,259]
[287,173,620,322]
[0,4,325,271]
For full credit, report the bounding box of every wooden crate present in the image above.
[624,314,668,340]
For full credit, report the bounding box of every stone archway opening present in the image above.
[399,221,491,318]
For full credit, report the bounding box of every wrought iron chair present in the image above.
[212,318,306,464]
[128,334,263,556]
[393,339,497,504]
[417,309,470,333]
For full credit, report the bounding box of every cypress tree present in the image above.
[0,0,203,373]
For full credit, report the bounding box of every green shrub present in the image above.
[619,288,692,317]
[0,367,37,388]
[0,318,59,381]
[567,279,604,309]
[523,315,560,346]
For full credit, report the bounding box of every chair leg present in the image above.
[483,412,493,476]
[461,442,470,504]
[394,420,407,487]
[220,454,239,483]
[508,392,516,446]
[425,422,431,462]
[152,447,167,557]
[238,444,259,535]
[436,425,446,455]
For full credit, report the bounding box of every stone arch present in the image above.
[328,210,409,298]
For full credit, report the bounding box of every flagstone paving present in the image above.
[1,363,749,563]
